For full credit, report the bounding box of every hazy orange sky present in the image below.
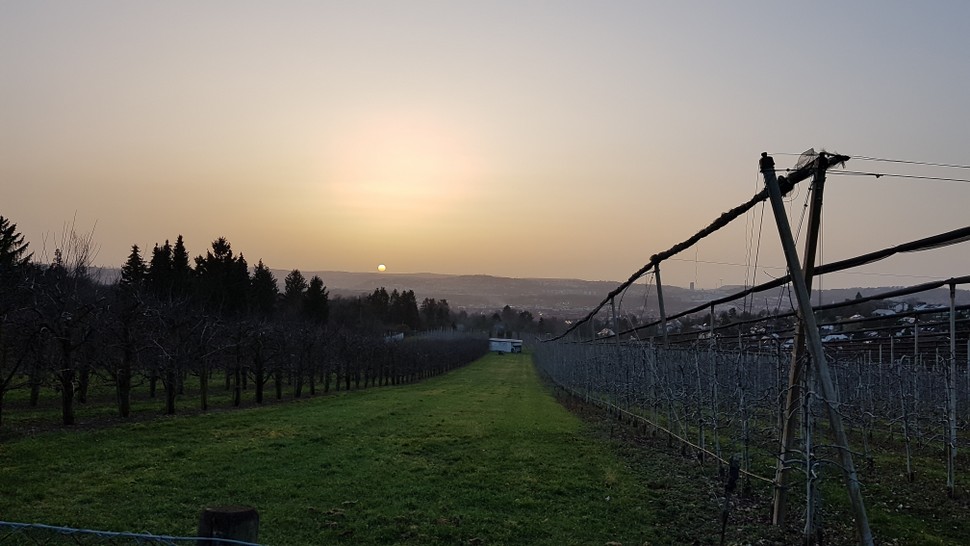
[3,1,968,289]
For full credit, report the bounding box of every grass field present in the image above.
[8,352,964,544]
[1,353,670,545]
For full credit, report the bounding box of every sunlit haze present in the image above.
[3,1,968,289]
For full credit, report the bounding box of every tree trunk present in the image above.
[77,363,90,404]
[294,363,304,398]
[233,357,242,407]
[117,353,132,418]
[200,363,209,412]
[60,366,75,426]
[274,369,283,400]
[165,366,176,415]
[254,355,265,404]
[149,369,158,398]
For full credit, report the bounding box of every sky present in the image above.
[2,1,969,290]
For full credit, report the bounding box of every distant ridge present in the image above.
[90,267,970,319]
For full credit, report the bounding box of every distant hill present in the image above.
[90,267,970,320]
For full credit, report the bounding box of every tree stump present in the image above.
[197,505,259,545]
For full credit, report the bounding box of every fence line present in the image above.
[0,521,263,546]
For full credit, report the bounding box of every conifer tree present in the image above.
[194,237,250,313]
[0,215,31,288]
[119,244,147,289]
[283,269,308,311]
[304,275,329,324]
[147,240,173,297]
[250,260,279,316]
[171,235,192,296]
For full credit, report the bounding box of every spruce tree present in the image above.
[0,215,31,288]
[194,237,250,314]
[119,244,148,289]
[304,275,329,324]
[250,260,279,316]
[171,235,192,296]
[283,269,308,309]
[147,240,173,297]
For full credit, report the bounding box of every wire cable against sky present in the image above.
[771,152,970,170]
[846,156,970,170]
[829,171,970,184]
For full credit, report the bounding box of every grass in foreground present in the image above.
[1,353,662,545]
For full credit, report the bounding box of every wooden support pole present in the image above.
[610,296,623,408]
[655,265,669,348]
[761,153,873,546]
[948,282,958,496]
[773,153,827,525]
[709,303,716,347]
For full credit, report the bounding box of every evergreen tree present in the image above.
[420,298,451,330]
[250,259,279,316]
[283,269,308,310]
[194,237,250,313]
[0,215,31,288]
[366,287,390,322]
[119,244,148,289]
[389,289,420,330]
[304,275,329,324]
[147,240,173,297]
[171,235,192,295]
[401,289,421,330]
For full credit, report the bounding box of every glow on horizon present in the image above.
[320,109,485,227]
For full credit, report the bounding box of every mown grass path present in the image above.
[0,354,660,545]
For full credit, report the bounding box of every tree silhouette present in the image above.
[0,215,31,287]
[119,244,148,290]
[250,260,279,317]
[283,269,308,309]
[0,215,33,428]
[171,235,192,296]
[147,240,173,298]
[304,275,329,324]
[194,237,249,314]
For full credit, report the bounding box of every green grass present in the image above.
[0,354,663,545]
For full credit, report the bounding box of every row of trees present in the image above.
[0,216,490,428]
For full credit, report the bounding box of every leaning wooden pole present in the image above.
[761,153,873,546]
[947,282,958,496]
[773,153,828,525]
[655,265,669,348]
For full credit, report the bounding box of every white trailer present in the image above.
[489,338,523,354]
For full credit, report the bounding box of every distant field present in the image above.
[0,353,669,545]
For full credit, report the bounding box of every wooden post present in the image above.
[709,303,716,346]
[948,283,958,496]
[761,153,873,545]
[197,506,259,545]
[610,297,623,409]
[773,152,827,525]
[655,264,669,348]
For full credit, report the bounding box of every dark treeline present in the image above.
[0,216,489,428]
